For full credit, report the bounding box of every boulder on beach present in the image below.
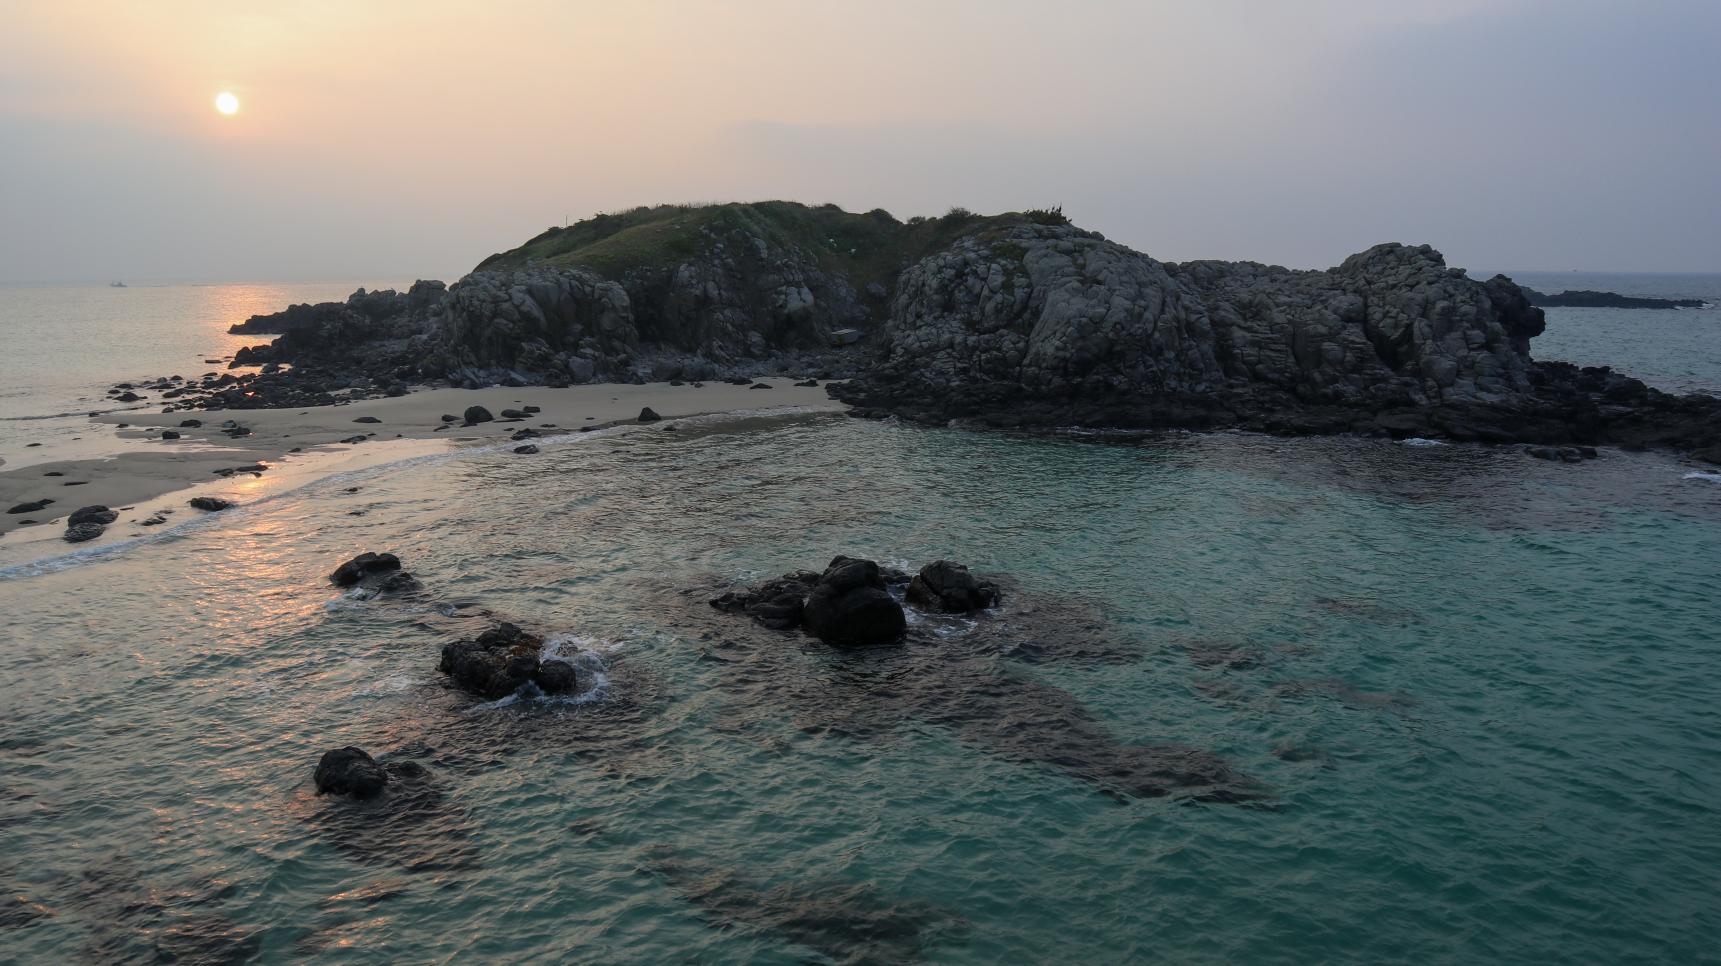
[802,557,908,647]
[63,522,105,543]
[638,407,662,422]
[353,416,382,424]
[906,560,1001,613]
[160,430,181,439]
[437,622,580,700]
[7,499,53,515]
[189,497,234,512]
[463,405,494,425]
[500,408,529,419]
[313,746,389,798]
[67,505,117,526]
[179,418,203,428]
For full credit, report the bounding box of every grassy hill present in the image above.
[473,201,1070,294]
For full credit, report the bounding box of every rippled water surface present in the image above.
[3,411,1719,963]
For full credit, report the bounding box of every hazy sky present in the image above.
[3,0,1718,282]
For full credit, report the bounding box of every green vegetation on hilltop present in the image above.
[473,201,1070,293]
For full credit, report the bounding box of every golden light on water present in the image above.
[214,91,240,115]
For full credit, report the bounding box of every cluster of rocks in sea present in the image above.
[712,556,999,647]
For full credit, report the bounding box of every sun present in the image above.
[214,91,240,115]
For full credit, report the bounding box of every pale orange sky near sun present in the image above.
[2,0,1717,281]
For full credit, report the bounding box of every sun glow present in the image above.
[214,91,240,115]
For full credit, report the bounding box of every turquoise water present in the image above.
[3,412,1719,962]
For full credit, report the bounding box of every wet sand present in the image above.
[0,379,842,537]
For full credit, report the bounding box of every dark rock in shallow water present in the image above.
[647,853,958,964]
[68,505,116,526]
[437,622,580,700]
[179,418,203,427]
[711,570,821,630]
[463,405,493,425]
[63,522,105,543]
[329,551,402,586]
[439,413,458,423]
[513,444,540,454]
[189,497,233,511]
[1525,444,1596,463]
[7,499,52,514]
[352,415,382,424]
[160,429,181,439]
[638,407,662,422]
[750,382,772,389]
[314,747,389,798]
[499,408,529,419]
[794,378,819,387]
[802,557,907,647]
[906,560,1000,613]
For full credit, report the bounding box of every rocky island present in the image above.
[1523,288,1708,310]
[210,202,1720,464]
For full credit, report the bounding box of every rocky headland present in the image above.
[197,202,1720,463]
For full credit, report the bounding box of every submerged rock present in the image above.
[513,444,540,454]
[189,497,234,512]
[906,560,1000,613]
[8,499,53,514]
[437,622,580,700]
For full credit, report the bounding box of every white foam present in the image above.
[463,631,619,712]
[1683,471,1721,483]
[1401,437,1446,447]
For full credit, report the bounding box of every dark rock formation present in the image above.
[711,570,821,629]
[513,444,540,454]
[714,556,911,646]
[313,747,389,798]
[7,499,52,514]
[188,497,233,512]
[327,551,421,595]
[67,505,116,526]
[906,560,1000,612]
[63,522,105,543]
[1523,288,1707,309]
[638,406,661,422]
[462,405,493,424]
[188,203,1719,462]
[801,557,908,647]
[832,226,1721,460]
[437,622,580,700]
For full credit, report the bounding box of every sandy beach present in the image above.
[0,378,843,538]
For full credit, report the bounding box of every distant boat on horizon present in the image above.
[109,281,126,287]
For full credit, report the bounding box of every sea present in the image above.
[0,272,1718,963]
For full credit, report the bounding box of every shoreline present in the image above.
[0,378,844,539]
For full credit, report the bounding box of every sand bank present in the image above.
[0,378,843,537]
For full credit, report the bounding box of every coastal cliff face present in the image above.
[835,225,1548,424]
